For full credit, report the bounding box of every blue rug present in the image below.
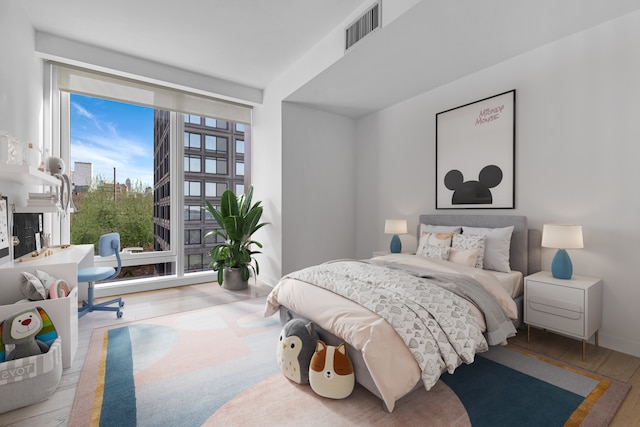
[70,299,630,426]
[441,346,607,426]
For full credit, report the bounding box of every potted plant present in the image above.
[204,185,268,289]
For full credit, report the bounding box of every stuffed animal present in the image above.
[277,317,319,384]
[1,308,50,361]
[309,340,355,399]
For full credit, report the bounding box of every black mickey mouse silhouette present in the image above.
[444,165,503,204]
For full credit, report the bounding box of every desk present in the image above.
[0,244,93,368]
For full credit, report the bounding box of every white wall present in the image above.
[252,0,418,284]
[281,102,356,274]
[0,0,43,202]
[355,10,640,357]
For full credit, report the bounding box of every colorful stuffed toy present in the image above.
[1,307,50,361]
[309,340,355,399]
[277,317,319,384]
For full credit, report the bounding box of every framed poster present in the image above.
[0,196,9,260]
[436,90,515,209]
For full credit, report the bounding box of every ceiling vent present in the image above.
[345,2,380,51]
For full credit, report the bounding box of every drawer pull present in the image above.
[527,296,582,320]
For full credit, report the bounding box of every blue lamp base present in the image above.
[551,249,573,279]
[390,234,402,253]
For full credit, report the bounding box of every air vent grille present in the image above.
[345,2,380,51]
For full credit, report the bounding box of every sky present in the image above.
[70,94,154,189]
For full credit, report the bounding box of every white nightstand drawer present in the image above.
[525,280,585,337]
[526,296,584,336]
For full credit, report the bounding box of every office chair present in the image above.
[78,232,125,318]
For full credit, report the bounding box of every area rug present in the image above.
[70,297,630,426]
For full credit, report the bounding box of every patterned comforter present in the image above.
[265,254,518,411]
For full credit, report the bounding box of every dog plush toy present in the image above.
[277,317,319,384]
[309,340,355,399]
[1,307,50,361]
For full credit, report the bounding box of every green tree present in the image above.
[71,177,154,252]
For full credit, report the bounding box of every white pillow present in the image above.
[452,234,485,269]
[462,226,514,273]
[449,248,479,267]
[416,232,453,257]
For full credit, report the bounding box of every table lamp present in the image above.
[384,219,407,253]
[541,224,583,279]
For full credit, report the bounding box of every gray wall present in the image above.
[282,102,357,275]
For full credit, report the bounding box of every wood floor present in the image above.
[0,282,638,426]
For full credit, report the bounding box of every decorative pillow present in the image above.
[20,272,47,301]
[462,226,514,273]
[452,234,486,269]
[425,245,451,261]
[449,248,480,267]
[419,224,462,235]
[35,269,56,293]
[416,232,453,257]
[49,280,71,299]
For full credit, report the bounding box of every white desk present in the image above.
[0,244,93,368]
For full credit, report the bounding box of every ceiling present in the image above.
[20,0,640,118]
[287,0,640,117]
[19,0,365,89]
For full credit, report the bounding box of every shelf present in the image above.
[0,164,60,186]
[14,204,62,214]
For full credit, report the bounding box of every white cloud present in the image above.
[70,102,154,187]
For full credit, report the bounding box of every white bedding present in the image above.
[492,269,524,299]
[265,254,519,412]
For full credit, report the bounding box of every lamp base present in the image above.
[551,249,573,279]
[390,234,402,253]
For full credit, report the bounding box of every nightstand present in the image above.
[372,251,390,257]
[372,251,414,257]
[524,270,602,361]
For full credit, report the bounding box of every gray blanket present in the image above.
[370,260,516,345]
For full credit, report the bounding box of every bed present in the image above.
[265,214,541,412]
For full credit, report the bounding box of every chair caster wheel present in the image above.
[117,311,123,318]
[119,301,125,307]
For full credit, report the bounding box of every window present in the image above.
[184,155,201,172]
[205,182,228,198]
[186,253,204,271]
[205,157,227,174]
[184,181,201,197]
[185,229,201,245]
[184,132,201,149]
[236,161,245,176]
[205,135,227,152]
[55,64,252,290]
[236,140,244,154]
[184,205,202,221]
[185,114,201,125]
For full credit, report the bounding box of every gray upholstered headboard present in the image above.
[418,214,540,275]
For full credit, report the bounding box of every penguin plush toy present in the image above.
[277,316,319,384]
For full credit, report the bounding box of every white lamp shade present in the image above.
[541,224,584,249]
[384,219,407,235]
